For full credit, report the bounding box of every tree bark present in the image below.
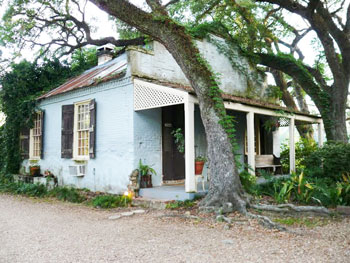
[326,83,349,142]
[89,0,248,210]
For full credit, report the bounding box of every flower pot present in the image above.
[195,161,205,175]
[30,166,40,177]
[140,174,152,188]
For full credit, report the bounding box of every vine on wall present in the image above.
[0,49,98,174]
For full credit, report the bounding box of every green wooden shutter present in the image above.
[89,99,96,159]
[40,111,45,159]
[61,105,74,158]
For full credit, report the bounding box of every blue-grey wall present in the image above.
[23,77,135,194]
[133,108,162,186]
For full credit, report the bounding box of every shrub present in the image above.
[304,141,350,180]
[49,187,86,203]
[239,170,257,194]
[92,195,131,208]
[280,138,318,174]
[256,173,350,207]
[15,183,48,197]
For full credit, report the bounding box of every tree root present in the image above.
[200,202,332,232]
[245,212,288,232]
[251,203,331,215]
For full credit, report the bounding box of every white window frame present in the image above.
[29,112,42,160]
[73,100,91,161]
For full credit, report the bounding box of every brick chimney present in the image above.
[97,46,114,65]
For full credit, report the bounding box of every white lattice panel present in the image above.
[134,79,185,111]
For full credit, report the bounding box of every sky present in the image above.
[0,0,348,116]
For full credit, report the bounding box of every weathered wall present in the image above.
[128,38,268,100]
[133,108,163,187]
[23,76,135,194]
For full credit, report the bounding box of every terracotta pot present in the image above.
[195,161,205,175]
[30,166,40,177]
[140,174,152,188]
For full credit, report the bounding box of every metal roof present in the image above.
[38,57,127,99]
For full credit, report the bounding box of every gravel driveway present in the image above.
[0,194,349,263]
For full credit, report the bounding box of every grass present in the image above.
[166,199,196,209]
[273,217,330,228]
[0,174,131,208]
[92,195,131,208]
[49,186,86,203]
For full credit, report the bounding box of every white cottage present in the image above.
[20,38,323,200]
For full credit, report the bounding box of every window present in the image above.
[61,99,96,160]
[74,101,90,159]
[29,112,43,159]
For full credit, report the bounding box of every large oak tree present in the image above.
[0,0,249,211]
[169,0,349,143]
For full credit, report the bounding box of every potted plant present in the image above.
[138,159,156,188]
[29,164,41,177]
[195,155,206,175]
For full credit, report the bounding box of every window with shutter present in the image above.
[61,105,74,158]
[74,101,90,159]
[62,99,96,160]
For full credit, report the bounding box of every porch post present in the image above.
[318,121,324,147]
[184,95,196,192]
[289,117,296,174]
[246,111,255,175]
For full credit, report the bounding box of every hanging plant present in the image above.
[171,128,185,154]
[263,117,280,133]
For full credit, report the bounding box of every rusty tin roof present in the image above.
[39,57,127,99]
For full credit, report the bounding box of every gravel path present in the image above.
[0,194,349,263]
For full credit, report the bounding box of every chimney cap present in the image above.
[97,45,114,56]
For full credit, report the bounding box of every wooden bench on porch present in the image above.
[255,154,282,175]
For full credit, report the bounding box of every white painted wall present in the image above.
[128,38,268,99]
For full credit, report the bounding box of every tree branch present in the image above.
[254,52,327,111]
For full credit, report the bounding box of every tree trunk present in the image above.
[324,83,349,142]
[90,0,248,211]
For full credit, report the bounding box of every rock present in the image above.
[199,206,216,213]
[337,206,350,215]
[216,215,232,224]
[108,215,121,220]
[222,202,234,214]
[121,211,134,217]
[224,224,232,230]
[184,211,191,216]
[216,215,225,222]
[222,239,234,245]
[133,209,146,214]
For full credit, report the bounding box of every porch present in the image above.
[133,79,323,198]
[139,182,209,201]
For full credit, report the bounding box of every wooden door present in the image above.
[162,105,185,181]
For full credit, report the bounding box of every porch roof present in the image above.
[134,77,322,122]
